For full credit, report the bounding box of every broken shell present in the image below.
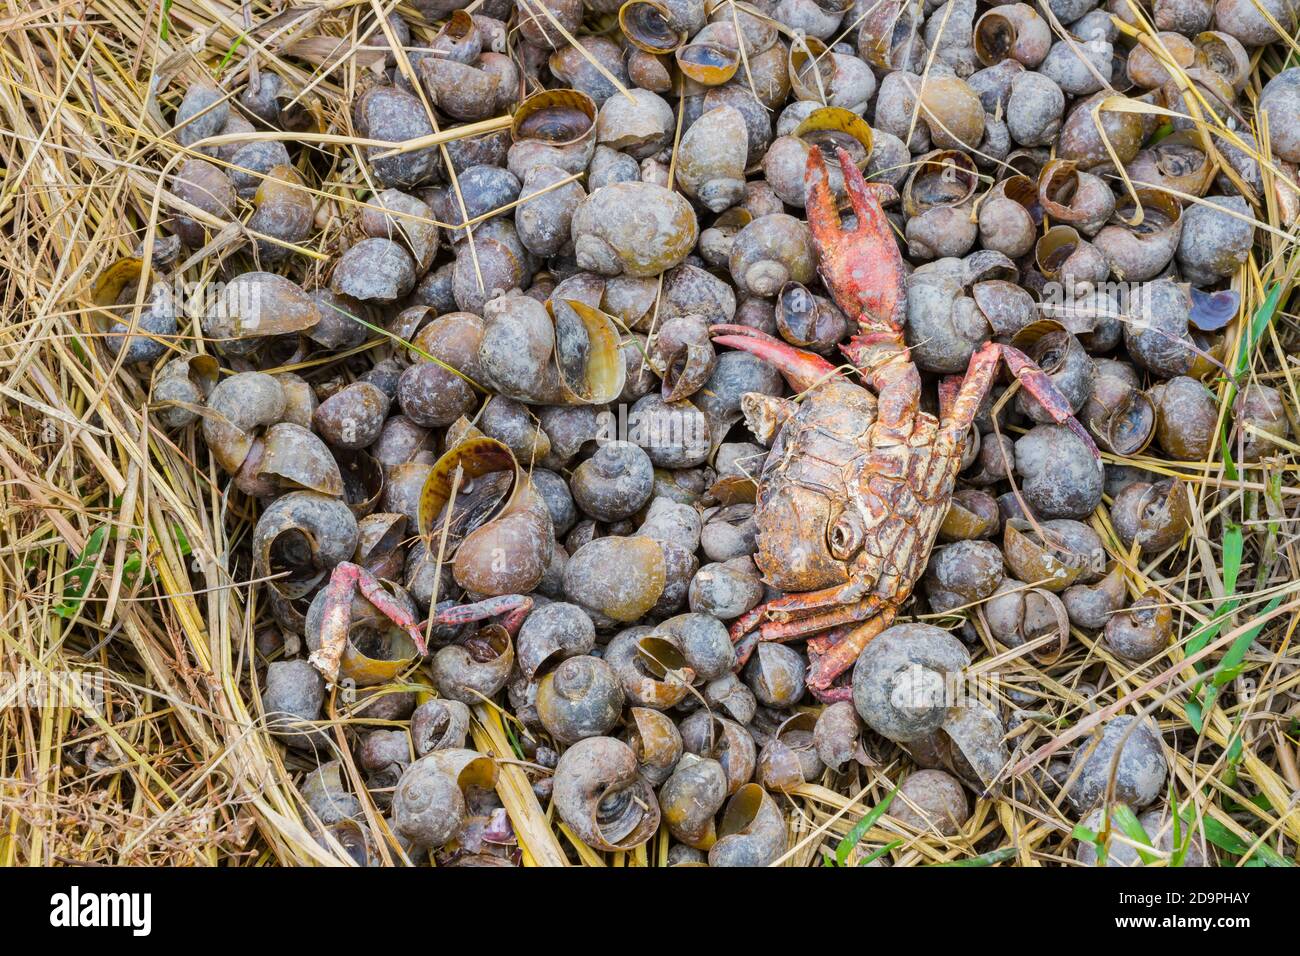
[361,189,440,273]
[596,88,675,160]
[393,750,497,848]
[303,579,419,686]
[983,580,1071,663]
[1063,560,1128,631]
[1035,225,1109,288]
[554,299,627,405]
[418,57,501,122]
[1084,360,1157,456]
[552,736,660,851]
[625,706,683,786]
[605,628,693,708]
[1094,189,1184,281]
[431,625,515,703]
[708,784,787,867]
[675,41,740,86]
[93,257,179,366]
[1110,478,1191,554]
[151,353,218,430]
[202,371,286,474]
[1037,160,1115,236]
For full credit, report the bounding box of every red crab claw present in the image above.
[710,323,839,393]
[805,145,907,336]
[431,593,533,638]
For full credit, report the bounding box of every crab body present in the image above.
[714,146,1098,701]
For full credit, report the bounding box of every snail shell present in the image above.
[708,784,787,867]
[625,706,683,786]
[431,625,516,704]
[552,736,660,851]
[393,749,498,849]
[852,623,970,743]
[253,491,359,600]
[659,753,728,848]
[604,627,694,708]
[536,655,625,743]
[570,181,698,277]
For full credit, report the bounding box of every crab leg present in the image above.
[309,561,428,683]
[709,324,839,393]
[939,341,1101,459]
[805,608,897,703]
[432,594,533,637]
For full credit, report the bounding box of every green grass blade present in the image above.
[834,785,898,866]
[930,846,1017,867]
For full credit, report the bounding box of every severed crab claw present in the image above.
[308,561,532,684]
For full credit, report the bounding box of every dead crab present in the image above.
[713,147,1099,702]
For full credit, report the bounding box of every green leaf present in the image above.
[173,524,192,557]
[834,785,898,866]
[1233,282,1284,382]
[1176,808,1293,867]
[1213,595,1282,688]
[52,526,109,619]
[1110,805,1158,865]
[1221,524,1242,594]
[930,846,1017,867]
[161,0,174,41]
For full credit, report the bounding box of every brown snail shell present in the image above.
[977,175,1040,259]
[620,0,686,54]
[625,706,683,786]
[430,10,480,64]
[1093,189,1183,281]
[708,784,787,867]
[313,382,390,451]
[1011,325,1094,422]
[564,536,667,622]
[974,3,1050,67]
[202,371,286,474]
[675,41,741,86]
[703,672,757,724]
[261,659,325,749]
[1006,71,1065,147]
[1083,360,1156,456]
[659,753,728,848]
[1149,376,1218,461]
[571,181,698,278]
[756,713,823,791]
[657,611,734,681]
[1111,478,1191,554]
[892,769,969,836]
[253,491,358,600]
[246,422,344,499]
[353,86,439,189]
[393,749,497,849]
[1176,195,1253,287]
[1233,384,1290,461]
[151,353,218,430]
[1002,518,1099,592]
[852,623,970,743]
[1063,560,1128,631]
[475,292,564,405]
[247,164,313,262]
[679,712,756,795]
[552,736,660,851]
[857,0,926,71]
[596,88,675,160]
[728,213,816,298]
[332,237,417,304]
[175,77,228,150]
[814,701,869,771]
[1056,92,1146,169]
[201,268,323,353]
[1037,160,1114,236]
[417,57,500,122]
[1104,590,1173,661]
[903,151,979,260]
[1124,279,1197,378]
[742,641,806,709]
[431,624,515,703]
[536,655,625,743]
[1035,225,1109,288]
[1213,0,1299,48]
[517,0,583,49]
[1194,31,1251,92]
[171,158,236,247]
[605,627,694,708]
[361,189,440,273]
[549,37,630,106]
[1126,33,1195,89]
[983,579,1071,663]
[93,257,178,367]
[508,89,598,180]
[938,488,1001,542]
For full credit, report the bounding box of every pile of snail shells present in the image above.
[116,0,1299,865]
